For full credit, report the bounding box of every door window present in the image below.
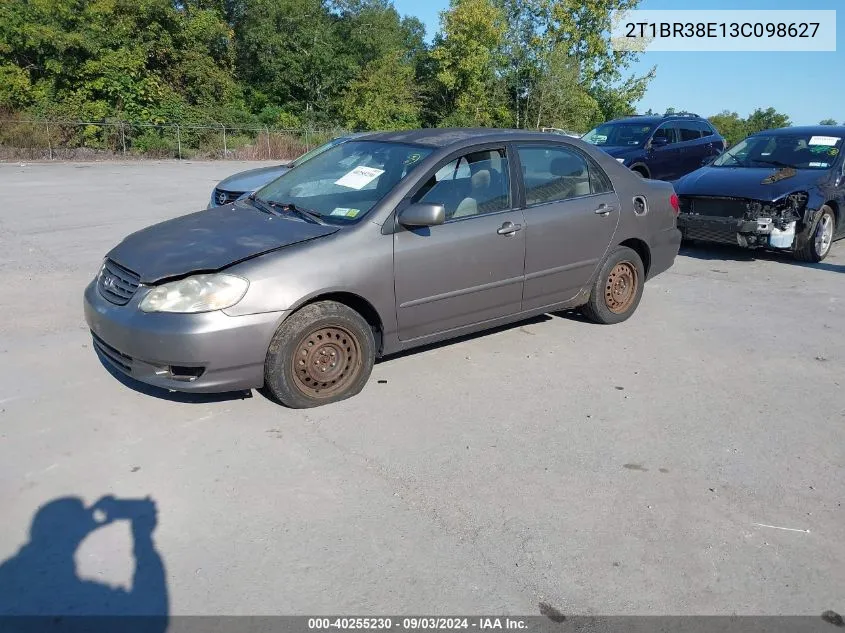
[413,149,510,219]
[694,120,714,137]
[652,124,679,145]
[517,145,609,205]
[678,122,702,142]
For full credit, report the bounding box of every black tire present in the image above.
[581,246,646,325]
[794,206,836,263]
[263,301,375,408]
[630,166,648,179]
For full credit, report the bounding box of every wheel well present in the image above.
[630,164,649,178]
[824,200,840,229]
[619,238,651,276]
[301,292,384,355]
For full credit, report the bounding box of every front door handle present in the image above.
[497,221,522,236]
[594,203,616,216]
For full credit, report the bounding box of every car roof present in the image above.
[752,126,845,137]
[354,127,577,149]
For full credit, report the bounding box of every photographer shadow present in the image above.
[0,495,168,632]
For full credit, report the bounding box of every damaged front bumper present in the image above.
[677,193,815,250]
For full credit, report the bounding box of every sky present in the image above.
[391,0,842,126]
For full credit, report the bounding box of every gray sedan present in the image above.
[208,133,364,207]
[85,129,682,408]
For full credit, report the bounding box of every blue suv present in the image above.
[582,113,726,181]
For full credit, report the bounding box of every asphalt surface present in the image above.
[0,160,843,616]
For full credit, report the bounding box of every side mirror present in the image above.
[701,154,717,166]
[649,136,669,148]
[398,203,446,228]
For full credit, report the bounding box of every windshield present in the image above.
[289,136,350,168]
[256,140,432,222]
[713,133,843,170]
[583,122,655,147]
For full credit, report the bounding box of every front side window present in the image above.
[413,149,510,220]
[712,133,843,170]
[518,145,605,205]
[257,141,432,222]
[695,121,714,137]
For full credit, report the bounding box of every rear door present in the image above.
[515,143,620,311]
[647,123,682,180]
[393,146,526,341]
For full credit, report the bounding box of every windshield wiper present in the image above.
[247,193,282,217]
[753,159,797,170]
[718,153,745,167]
[277,202,326,225]
[247,195,325,224]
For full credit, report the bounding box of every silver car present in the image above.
[85,129,682,408]
[208,133,365,207]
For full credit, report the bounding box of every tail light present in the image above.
[669,193,680,216]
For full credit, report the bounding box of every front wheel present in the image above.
[795,206,835,263]
[263,301,375,408]
[581,246,645,325]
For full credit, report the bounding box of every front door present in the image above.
[648,122,682,180]
[394,148,526,341]
[515,144,620,311]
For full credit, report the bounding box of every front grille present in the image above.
[213,188,243,206]
[683,196,750,218]
[91,332,133,374]
[97,259,140,305]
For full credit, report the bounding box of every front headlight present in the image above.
[139,274,249,313]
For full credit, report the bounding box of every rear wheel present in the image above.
[581,246,645,325]
[631,166,648,178]
[795,205,835,263]
[263,301,375,408]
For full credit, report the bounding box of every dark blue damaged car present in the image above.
[675,126,845,262]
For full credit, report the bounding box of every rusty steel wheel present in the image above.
[291,325,361,399]
[604,261,639,314]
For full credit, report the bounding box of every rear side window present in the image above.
[695,121,714,137]
[678,122,701,142]
[652,124,679,145]
[517,145,611,205]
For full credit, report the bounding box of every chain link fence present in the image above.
[0,118,349,161]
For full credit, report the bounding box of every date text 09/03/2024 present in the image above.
[307,618,528,630]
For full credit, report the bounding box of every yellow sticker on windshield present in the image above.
[830,148,839,156]
[330,207,360,218]
[404,153,423,165]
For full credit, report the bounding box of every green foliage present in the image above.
[819,118,838,125]
[708,108,792,147]
[430,0,508,127]
[341,52,421,130]
[1,0,658,140]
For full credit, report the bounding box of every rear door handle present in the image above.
[497,221,522,235]
[594,203,616,216]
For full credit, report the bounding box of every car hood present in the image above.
[675,166,824,202]
[216,164,291,193]
[107,202,339,284]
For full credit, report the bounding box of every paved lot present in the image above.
[0,161,843,616]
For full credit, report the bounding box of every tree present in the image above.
[429,0,509,126]
[745,107,790,135]
[819,118,838,125]
[526,44,599,131]
[341,51,421,130]
[547,0,654,123]
[708,111,747,147]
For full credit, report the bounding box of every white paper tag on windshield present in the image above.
[809,161,828,167]
[809,135,840,146]
[334,166,384,190]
